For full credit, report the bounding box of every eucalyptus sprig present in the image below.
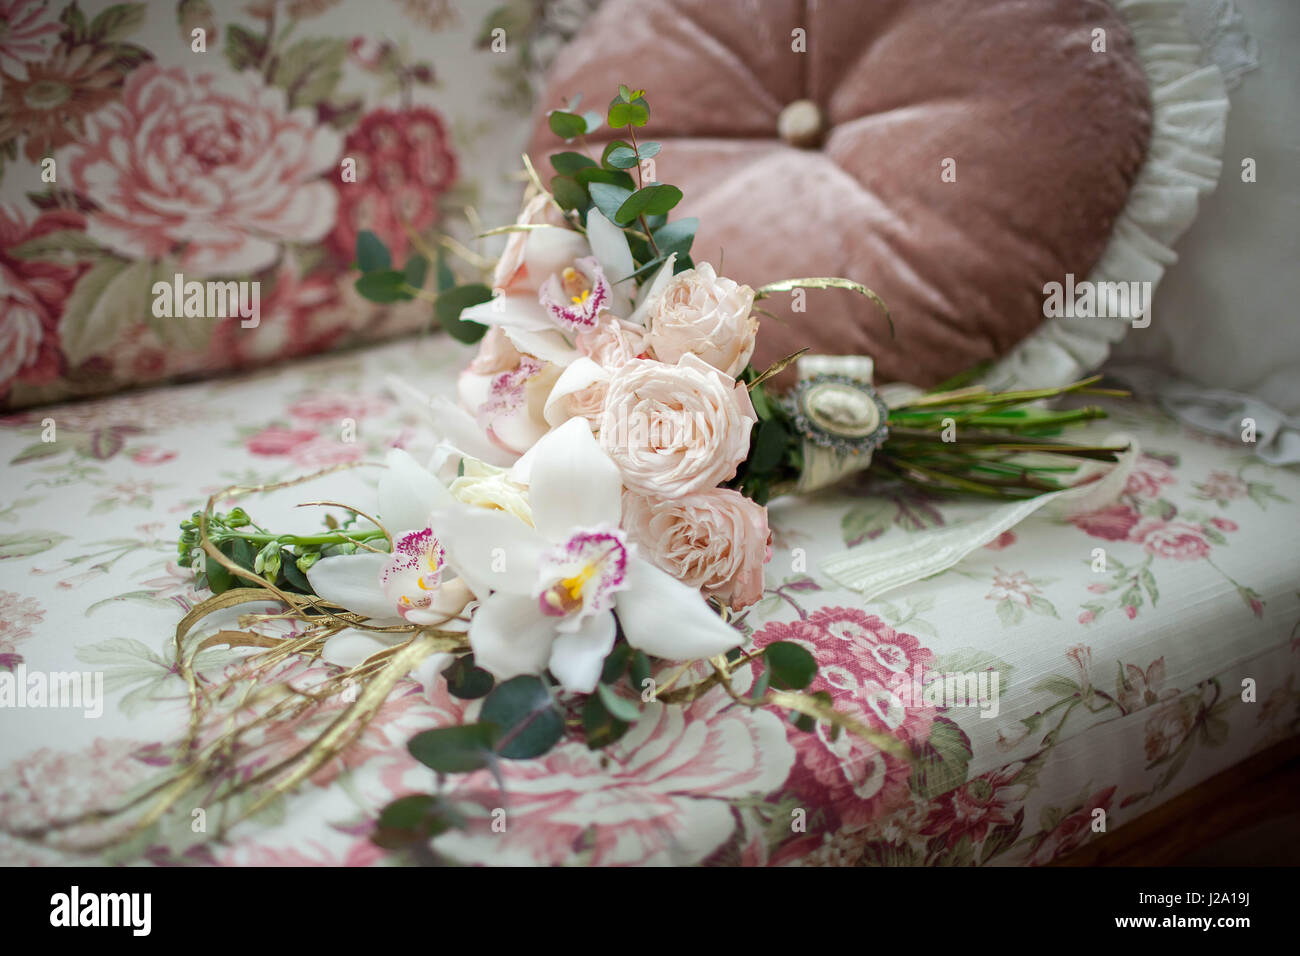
[545,85,696,282]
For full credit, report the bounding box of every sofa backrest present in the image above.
[0,0,586,409]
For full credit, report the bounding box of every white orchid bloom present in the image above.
[429,417,743,693]
[627,252,678,326]
[458,208,639,369]
[539,256,613,332]
[458,355,560,457]
[305,448,475,677]
[385,374,517,469]
[584,208,636,317]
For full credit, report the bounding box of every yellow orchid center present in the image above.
[541,561,597,615]
[561,266,591,305]
[537,530,630,621]
[562,562,598,599]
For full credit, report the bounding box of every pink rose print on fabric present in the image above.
[130,446,176,466]
[753,608,938,834]
[1123,455,1175,499]
[245,425,319,456]
[920,763,1027,849]
[328,106,457,266]
[372,680,793,866]
[984,530,1016,551]
[986,569,1039,608]
[0,590,44,667]
[287,392,392,424]
[64,65,342,275]
[1070,503,1140,541]
[289,436,365,469]
[1194,470,1248,503]
[0,738,163,848]
[1027,786,1116,865]
[1130,519,1210,561]
[0,205,88,395]
[207,260,348,368]
[1142,698,1198,763]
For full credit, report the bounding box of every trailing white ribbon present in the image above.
[821,436,1139,601]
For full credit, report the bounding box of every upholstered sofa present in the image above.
[1,0,1296,866]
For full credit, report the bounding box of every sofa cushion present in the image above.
[0,0,576,409]
[527,0,1153,387]
[1,336,1296,865]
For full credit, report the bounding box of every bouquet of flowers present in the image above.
[43,87,1130,854]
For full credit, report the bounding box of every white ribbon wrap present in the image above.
[820,436,1139,601]
[792,356,1137,600]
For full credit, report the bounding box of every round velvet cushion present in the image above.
[528,0,1152,387]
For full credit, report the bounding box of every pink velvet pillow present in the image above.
[529,0,1151,387]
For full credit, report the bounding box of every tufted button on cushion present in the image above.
[777,99,825,148]
[529,0,1152,388]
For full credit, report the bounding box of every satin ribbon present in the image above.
[791,355,1138,600]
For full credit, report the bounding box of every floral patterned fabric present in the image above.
[0,335,1297,866]
[0,0,594,409]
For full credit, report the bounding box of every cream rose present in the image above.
[450,459,533,525]
[598,353,757,496]
[643,262,757,377]
[576,318,646,367]
[543,319,647,430]
[623,488,770,610]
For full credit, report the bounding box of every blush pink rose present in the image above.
[576,318,646,368]
[598,353,757,496]
[544,320,648,429]
[1130,519,1211,561]
[623,487,771,610]
[643,262,757,377]
[65,65,341,276]
[1069,503,1140,541]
